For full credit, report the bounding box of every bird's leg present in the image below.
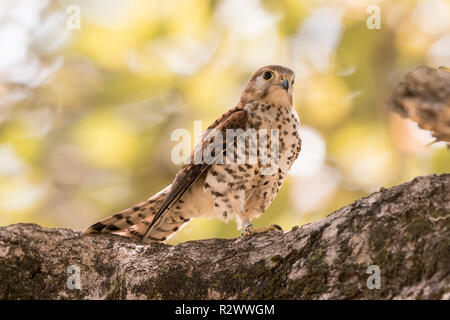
[235,190,283,237]
[241,218,283,237]
[241,218,253,237]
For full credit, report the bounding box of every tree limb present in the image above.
[0,174,449,299]
[388,65,450,143]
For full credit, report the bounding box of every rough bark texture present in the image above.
[0,174,449,300]
[388,65,450,143]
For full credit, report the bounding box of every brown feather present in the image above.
[142,106,248,241]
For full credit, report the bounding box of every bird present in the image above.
[85,65,302,243]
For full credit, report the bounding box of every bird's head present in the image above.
[240,65,295,108]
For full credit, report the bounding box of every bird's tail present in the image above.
[84,185,185,243]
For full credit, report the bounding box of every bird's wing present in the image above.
[142,106,248,241]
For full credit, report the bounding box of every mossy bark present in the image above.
[0,174,449,299]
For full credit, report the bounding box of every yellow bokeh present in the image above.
[0,122,42,164]
[0,0,448,243]
[330,123,398,189]
[0,172,46,225]
[73,111,139,168]
[298,74,353,129]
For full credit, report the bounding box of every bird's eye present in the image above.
[291,79,295,85]
[263,71,273,80]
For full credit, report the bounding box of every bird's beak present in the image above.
[280,79,289,91]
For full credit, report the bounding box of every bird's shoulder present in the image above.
[205,104,249,133]
[172,104,249,186]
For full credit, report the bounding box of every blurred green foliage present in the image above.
[0,0,449,244]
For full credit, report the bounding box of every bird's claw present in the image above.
[242,224,283,237]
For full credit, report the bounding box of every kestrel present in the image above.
[85,65,302,243]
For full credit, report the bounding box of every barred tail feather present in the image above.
[141,211,191,243]
[84,185,172,241]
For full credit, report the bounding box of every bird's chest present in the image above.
[203,102,301,220]
[245,102,302,170]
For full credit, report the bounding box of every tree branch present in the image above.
[388,65,450,143]
[1,174,449,299]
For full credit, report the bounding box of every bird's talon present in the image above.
[272,224,283,231]
[242,224,283,237]
[242,224,255,237]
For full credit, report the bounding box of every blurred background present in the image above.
[0,0,449,244]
